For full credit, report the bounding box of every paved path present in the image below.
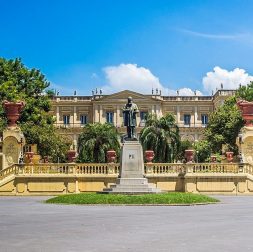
[0,196,253,252]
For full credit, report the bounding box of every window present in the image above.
[201,114,208,125]
[184,114,191,126]
[106,112,114,124]
[140,111,148,121]
[140,111,147,127]
[80,114,88,125]
[63,115,70,125]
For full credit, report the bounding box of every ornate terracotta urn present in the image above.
[185,149,194,163]
[3,101,25,127]
[226,151,234,163]
[237,100,253,126]
[67,150,76,163]
[25,152,34,164]
[210,155,217,163]
[145,150,155,163]
[106,150,116,163]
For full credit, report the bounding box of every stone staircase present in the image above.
[103,178,161,194]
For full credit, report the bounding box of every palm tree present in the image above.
[77,123,120,163]
[140,113,180,163]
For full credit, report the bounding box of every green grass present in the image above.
[45,192,219,205]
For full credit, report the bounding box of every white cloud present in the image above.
[102,63,202,96]
[103,63,162,94]
[203,66,253,93]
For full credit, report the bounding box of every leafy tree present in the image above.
[22,123,71,162]
[77,123,120,163]
[0,58,70,161]
[140,113,180,162]
[193,140,211,163]
[204,97,244,153]
[236,81,253,101]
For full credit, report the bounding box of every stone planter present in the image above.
[43,156,49,163]
[145,150,155,163]
[3,101,25,127]
[24,152,34,164]
[185,149,194,163]
[237,100,253,126]
[210,155,217,163]
[226,151,234,163]
[106,150,116,163]
[67,150,76,163]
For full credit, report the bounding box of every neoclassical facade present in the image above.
[50,89,235,149]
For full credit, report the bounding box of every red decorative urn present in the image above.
[185,149,194,163]
[67,150,76,163]
[237,100,253,126]
[106,150,116,163]
[226,151,234,163]
[3,101,25,127]
[25,152,34,164]
[43,156,49,163]
[145,150,155,163]
[210,155,217,163]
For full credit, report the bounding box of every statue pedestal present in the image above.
[237,126,253,165]
[2,127,25,169]
[103,141,161,194]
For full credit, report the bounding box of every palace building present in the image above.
[50,89,235,150]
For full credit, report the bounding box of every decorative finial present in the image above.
[95,88,98,94]
[100,89,102,95]
[221,83,223,89]
[74,90,77,96]
[177,90,179,96]
[92,90,94,96]
[152,88,154,95]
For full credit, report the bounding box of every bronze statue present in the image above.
[123,97,139,139]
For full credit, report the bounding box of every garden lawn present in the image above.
[46,192,219,205]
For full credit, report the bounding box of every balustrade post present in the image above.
[145,163,153,174]
[186,164,193,173]
[108,163,115,174]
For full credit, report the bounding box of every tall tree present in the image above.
[140,113,180,162]
[0,58,70,162]
[77,123,120,163]
[204,97,244,153]
[236,81,253,101]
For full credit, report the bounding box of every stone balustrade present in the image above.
[0,162,249,179]
[1,162,253,195]
[0,164,18,180]
[185,163,240,173]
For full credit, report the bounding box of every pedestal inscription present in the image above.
[103,141,161,194]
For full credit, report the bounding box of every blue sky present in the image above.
[1,0,253,95]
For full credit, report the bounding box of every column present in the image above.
[99,105,103,123]
[116,105,120,127]
[194,106,198,127]
[73,106,77,127]
[94,105,99,123]
[151,105,155,114]
[56,106,60,125]
[176,106,180,124]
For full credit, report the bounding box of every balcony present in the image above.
[55,123,87,128]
